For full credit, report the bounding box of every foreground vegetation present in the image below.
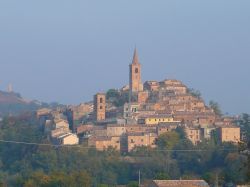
[0,114,249,186]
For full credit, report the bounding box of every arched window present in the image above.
[135,68,139,73]
[100,98,103,103]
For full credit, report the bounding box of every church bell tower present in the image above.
[129,48,143,92]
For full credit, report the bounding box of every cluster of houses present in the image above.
[37,108,79,145]
[36,49,241,151]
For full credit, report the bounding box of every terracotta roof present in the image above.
[127,132,157,137]
[152,180,209,187]
[158,122,180,127]
[76,125,94,133]
[107,124,126,127]
[139,114,173,119]
[90,136,112,141]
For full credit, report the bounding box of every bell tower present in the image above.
[94,93,106,121]
[129,48,143,92]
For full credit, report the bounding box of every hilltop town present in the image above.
[36,49,241,152]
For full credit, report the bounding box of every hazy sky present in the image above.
[0,0,250,114]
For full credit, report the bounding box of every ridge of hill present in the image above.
[0,90,63,116]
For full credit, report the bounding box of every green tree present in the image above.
[187,88,202,99]
[155,172,170,180]
[71,171,92,187]
[240,113,250,141]
[156,132,180,150]
[127,181,138,187]
[106,89,120,100]
[209,100,222,116]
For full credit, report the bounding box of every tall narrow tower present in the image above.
[129,48,143,92]
[94,93,106,121]
[7,84,13,93]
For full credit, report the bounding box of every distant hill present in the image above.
[0,91,28,104]
[0,90,63,117]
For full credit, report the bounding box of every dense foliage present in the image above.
[209,100,222,116]
[0,114,249,186]
[187,88,202,99]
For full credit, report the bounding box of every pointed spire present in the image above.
[132,47,139,64]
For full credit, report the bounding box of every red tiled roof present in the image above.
[152,180,209,187]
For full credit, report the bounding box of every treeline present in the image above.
[0,114,249,186]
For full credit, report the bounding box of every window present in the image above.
[100,106,103,110]
[100,98,103,103]
[141,139,144,142]
[135,68,139,73]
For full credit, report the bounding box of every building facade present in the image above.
[94,93,106,121]
[219,126,241,143]
[129,48,143,92]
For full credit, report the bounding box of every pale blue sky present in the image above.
[0,0,250,114]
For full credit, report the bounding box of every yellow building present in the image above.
[138,114,180,126]
[219,126,240,143]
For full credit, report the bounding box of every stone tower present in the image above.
[94,93,106,121]
[129,48,143,92]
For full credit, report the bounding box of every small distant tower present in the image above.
[94,93,106,121]
[129,48,143,93]
[7,84,13,93]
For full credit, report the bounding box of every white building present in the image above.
[53,120,69,130]
[57,133,79,145]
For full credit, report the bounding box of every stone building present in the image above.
[94,93,106,121]
[173,111,216,125]
[157,122,179,136]
[159,79,187,95]
[127,132,157,152]
[138,114,179,126]
[148,180,209,187]
[123,102,139,119]
[185,126,202,145]
[88,136,121,151]
[200,125,216,140]
[129,48,143,92]
[219,126,240,143]
[67,103,93,126]
[137,91,149,104]
[107,124,126,137]
[144,81,160,92]
[55,133,79,145]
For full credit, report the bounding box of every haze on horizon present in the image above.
[0,0,249,115]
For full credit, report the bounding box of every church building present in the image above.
[129,48,143,92]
